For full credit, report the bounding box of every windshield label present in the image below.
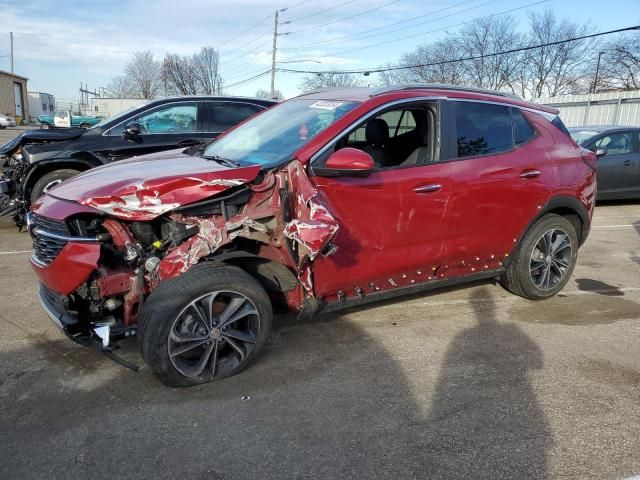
[309,101,345,110]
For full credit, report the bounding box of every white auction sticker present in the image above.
[309,101,345,110]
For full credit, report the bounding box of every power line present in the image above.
[225,65,272,82]
[287,0,357,23]
[281,0,499,50]
[220,38,273,74]
[285,0,404,35]
[277,25,640,75]
[286,0,314,9]
[286,0,549,59]
[217,12,274,48]
[225,70,272,88]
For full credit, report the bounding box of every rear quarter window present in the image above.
[511,108,536,146]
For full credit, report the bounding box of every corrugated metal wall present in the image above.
[537,90,640,127]
[0,72,29,121]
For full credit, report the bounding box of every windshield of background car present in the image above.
[202,99,359,166]
[570,130,599,145]
[89,101,153,130]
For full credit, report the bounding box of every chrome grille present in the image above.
[32,232,68,265]
[30,214,70,265]
[31,214,70,235]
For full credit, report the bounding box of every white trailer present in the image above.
[90,97,147,120]
[27,92,55,123]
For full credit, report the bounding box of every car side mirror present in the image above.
[123,122,142,138]
[314,148,375,178]
[595,146,607,157]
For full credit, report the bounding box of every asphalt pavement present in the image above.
[0,176,639,478]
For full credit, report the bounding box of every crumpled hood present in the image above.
[0,128,85,156]
[47,148,261,220]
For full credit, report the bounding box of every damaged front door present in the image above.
[308,102,451,300]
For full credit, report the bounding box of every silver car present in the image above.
[0,115,17,129]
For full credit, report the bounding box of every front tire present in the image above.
[139,263,273,387]
[40,122,51,129]
[501,214,578,300]
[79,122,91,128]
[30,169,81,203]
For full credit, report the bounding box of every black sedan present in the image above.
[0,96,276,226]
[569,125,640,200]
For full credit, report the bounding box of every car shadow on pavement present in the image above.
[417,288,551,479]
[0,286,550,479]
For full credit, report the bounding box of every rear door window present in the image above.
[454,102,513,158]
[208,102,262,132]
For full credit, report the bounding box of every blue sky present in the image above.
[0,0,638,102]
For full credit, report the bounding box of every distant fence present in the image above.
[537,90,640,127]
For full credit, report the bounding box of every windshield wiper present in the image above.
[202,155,240,168]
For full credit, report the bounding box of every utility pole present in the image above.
[10,32,14,73]
[270,10,279,99]
[592,51,605,94]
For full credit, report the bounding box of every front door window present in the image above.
[109,103,199,135]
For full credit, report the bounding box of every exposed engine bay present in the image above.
[30,160,340,358]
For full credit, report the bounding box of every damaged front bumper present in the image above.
[39,284,139,369]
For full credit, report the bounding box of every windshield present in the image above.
[89,100,153,130]
[203,99,359,166]
[570,129,599,146]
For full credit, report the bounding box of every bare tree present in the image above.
[256,88,284,100]
[521,9,595,98]
[105,75,135,98]
[379,37,467,86]
[162,54,199,95]
[299,72,363,91]
[456,15,524,91]
[193,46,224,95]
[124,51,162,99]
[599,32,640,90]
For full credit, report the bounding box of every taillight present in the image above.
[581,150,597,171]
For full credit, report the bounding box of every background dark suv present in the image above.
[0,96,276,225]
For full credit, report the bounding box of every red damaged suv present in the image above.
[29,85,596,386]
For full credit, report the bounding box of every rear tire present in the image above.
[138,263,273,387]
[30,169,81,203]
[40,122,51,129]
[79,123,90,128]
[501,214,578,300]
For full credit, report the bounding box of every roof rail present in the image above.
[370,83,522,100]
[297,87,371,97]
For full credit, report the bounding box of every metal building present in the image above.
[537,90,640,127]
[0,69,29,124]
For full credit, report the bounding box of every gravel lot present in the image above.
[0,134,639,478]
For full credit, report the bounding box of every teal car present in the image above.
[37,111,102,129]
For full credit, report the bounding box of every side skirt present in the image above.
[315,269,504,316]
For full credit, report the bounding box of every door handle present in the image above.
[414,183,442,193]
[519,169,542,179]
[623,160,633,166]
[178,139,200,147]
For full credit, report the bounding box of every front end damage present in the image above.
[29,160,339,361]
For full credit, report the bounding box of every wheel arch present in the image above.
[204,251,300,309]
[512,195,590,264]
[25,157,100,194]
[541,196,590,246]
